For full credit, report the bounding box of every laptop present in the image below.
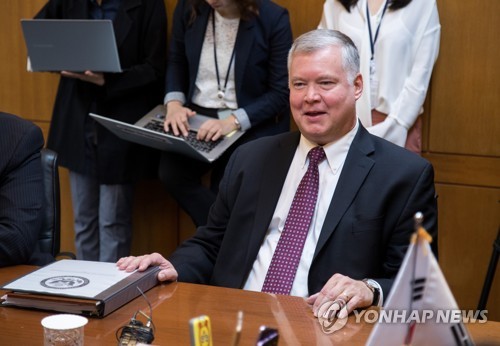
[89,105,245,163]
[21,19,122,72]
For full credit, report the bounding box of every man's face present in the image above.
[289,46,363,145]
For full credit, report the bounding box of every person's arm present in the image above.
[0,124,44,267]
[165,0,191,101]
[116,145,246,283]
[308,159,437,318]
[367,1,441,146]
[233,7,292,131]
[162,0,196,136]
[167,145,251,283]
[60,70,105,86]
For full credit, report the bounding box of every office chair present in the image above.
[477,227,499,312]
[39,148,75,259]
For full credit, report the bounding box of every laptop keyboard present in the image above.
[144,119,222,153]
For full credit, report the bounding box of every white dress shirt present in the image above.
[243,122,359,297]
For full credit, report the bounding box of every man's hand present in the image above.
[306,274,374,320]
[116,253,178,282]
[61,70,105,86]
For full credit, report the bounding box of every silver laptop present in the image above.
[21,19,122,72]
[89,105,245,163]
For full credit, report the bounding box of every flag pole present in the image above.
[404,212,424,345]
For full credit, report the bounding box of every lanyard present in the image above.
[366,0,389,60]
[212,10,237,99]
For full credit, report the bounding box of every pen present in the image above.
[232,310,244,346]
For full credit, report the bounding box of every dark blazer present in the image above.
[170,125,438,298]
[36,0,167,183]
[168,0,292,139]
[0,112,54,267]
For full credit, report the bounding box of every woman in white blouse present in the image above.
[319,0,440,154]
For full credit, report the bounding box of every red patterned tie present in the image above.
[262,146,326,295]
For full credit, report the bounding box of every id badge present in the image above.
[369,59,379,108]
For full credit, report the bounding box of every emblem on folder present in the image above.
[41,276,90,289]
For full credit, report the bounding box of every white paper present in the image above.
[3,260,134,298]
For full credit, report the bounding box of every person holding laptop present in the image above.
[34,0,167,262]
[159,0,292,227]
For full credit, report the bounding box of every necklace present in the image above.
[212,10,236,100]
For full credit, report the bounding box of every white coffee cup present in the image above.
[41,314,88,346]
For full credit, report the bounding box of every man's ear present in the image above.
[353,73,363,101]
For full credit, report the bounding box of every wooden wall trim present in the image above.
[424,153,500,188]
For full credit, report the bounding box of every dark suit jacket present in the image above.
[36,0,167,183]
[0,113,54,267]
[170,125,438,299]
[168,0,292,139]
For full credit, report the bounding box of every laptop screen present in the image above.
[21,19,122,72]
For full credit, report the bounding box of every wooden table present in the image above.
[1,265,499,345]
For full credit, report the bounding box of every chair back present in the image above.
[38,148,61,257]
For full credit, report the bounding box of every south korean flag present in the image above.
[366,214,473,346]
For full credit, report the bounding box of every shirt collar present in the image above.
[298,120,359,174]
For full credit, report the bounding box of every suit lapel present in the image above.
[185,7,211,94]
[313,125,375,258]
[245,133,300,269]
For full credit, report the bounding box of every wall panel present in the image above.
[436,184,500,321]
[274,0,324,38]
[424,0,500,321]
[430,0,500,156]
[0,0,58,122]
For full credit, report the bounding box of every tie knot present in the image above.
[308,146,326,166]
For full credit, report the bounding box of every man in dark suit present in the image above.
[0,112,54,267]
[117,30,437,318]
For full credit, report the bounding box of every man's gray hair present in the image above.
[287,29,360,84]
